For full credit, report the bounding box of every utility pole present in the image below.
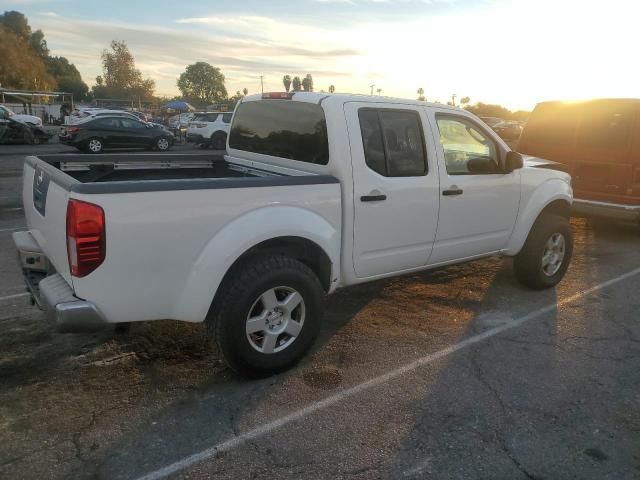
[451,93,457,107]
[369,84,375,95]
[260,75,264,95]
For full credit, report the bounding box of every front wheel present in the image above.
[514,213,573,289]
[207,255,324,377]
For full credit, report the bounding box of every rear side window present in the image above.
[229,101,329,165]
[194,113,219,122]
[92,118,120,128]
[222,113,233,124]
[358,108,427,177]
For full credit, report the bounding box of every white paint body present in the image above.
[22,92,572,325]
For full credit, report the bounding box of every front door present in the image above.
[345,102,440,278]
[428,112,521,265]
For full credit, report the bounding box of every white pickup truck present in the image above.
[14,92,573,376]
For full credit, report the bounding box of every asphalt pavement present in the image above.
[1,146,639,480]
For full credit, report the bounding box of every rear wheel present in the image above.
[211,132,227,150]
[207,255,324,377]
[514,213,573,289]
[155,136,171,151]
[86,137,104,154]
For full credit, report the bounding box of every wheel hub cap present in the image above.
[541,233,566,277]
[246,286,305,354]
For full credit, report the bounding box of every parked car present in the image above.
[0,105,43,126]
[187,111,232,149]
[479,116,504,128]
[58,115,175,153]
[518,98,640,222]
[129,111,150,122]
[14,92,572,376]
[492,120,524,142]
[168,112,195,129]
[0,114,51,145]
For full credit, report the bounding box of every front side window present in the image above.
[222,113,233,124]
[436,116,499,174]
[576,102,632,148]
[229,101,329,165]
[358,108,427,177]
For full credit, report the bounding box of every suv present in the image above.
[187,112,232,149]
[0,105,43,126]
[518,99,640,222]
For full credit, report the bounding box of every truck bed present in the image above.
[38,153,266,183]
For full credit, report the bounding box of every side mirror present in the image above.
[467,156,500,173]
[505,151,524,172]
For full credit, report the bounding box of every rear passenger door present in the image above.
[345,103,440,278]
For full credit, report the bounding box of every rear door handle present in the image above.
[360,194,387,202]
[442,188,463,196]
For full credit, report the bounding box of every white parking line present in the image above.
[0,226,25,233]
[0,292,29,302]
[135,266,640,480]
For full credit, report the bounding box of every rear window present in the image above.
[229,101,329,165]
[222,113,233,124]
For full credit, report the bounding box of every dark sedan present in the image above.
[59,116,175,153]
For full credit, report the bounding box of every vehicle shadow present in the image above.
[383,217,640,479]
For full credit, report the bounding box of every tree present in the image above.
[292,76,302,92]
[463,102,511,119]
[282,75,292,92]
[460,96,470,105]
[242,87,248,96]
[377,88,382,95]
[301,74,313,92]
[47,56,88,99]
[0,11,30,39]
[417,87,425,101]
[328,85,335,93]
[0,25,56,90]
[95,40,155,100]
[177,62,227,106]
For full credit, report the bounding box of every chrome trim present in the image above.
[572,199,640,222]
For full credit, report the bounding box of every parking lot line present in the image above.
[134,266,640,480]
[0,292,29,302]
[0,226,25,233]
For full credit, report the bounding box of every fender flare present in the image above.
[506,179,572,255]
[171,205,340,322]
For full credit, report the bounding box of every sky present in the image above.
[4,0,639,110]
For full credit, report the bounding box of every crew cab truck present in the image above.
[14,92,573,376]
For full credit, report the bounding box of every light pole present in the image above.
[369,84,375,95]
[451,93,457,107]
[260,75,264,95]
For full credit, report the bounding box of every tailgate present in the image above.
[23,156,74,284]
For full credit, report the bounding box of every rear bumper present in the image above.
[12,230,107,333]
[572,199,640,222]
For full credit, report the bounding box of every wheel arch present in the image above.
[506,179,572,255]
[171,206,339,322]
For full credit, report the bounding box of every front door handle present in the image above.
[360,194,387,202]
[442,188,463,196]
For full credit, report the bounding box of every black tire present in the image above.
[211,132,227,150]
[514,213,573,289]
[85,137,104,154]
[155,136,171,151]
[208,255,324,377]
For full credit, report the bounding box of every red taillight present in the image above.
[262,92,294,99]
[66,199,105,277]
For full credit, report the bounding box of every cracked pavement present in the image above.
[1,150,640,479]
